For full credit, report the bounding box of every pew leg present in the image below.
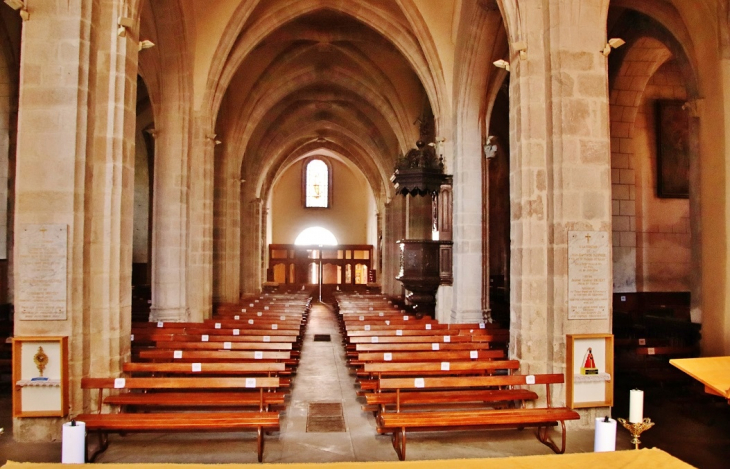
[87,431,109,462]
[536,421,566,454]
[257,427,264,463]
[391,427,406,460]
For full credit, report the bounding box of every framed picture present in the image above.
[12,336,69,417]
[655,100,690,198]
[566,333,614,409]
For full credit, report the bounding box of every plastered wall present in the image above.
[635,61,690,291]
[270,158,375,245]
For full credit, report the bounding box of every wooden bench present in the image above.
[79,377,281,462]
[139,332,299,343]
[347,341,497,360]
[352,349,505,367]
[364,359,535,411]
[376,374,580,460]
[357,358,517,392]
[139,345,298,367]
[123,361,291,379]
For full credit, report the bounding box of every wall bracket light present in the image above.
[513,41,527,60]
[493,59,510,72]
[139,40,156,51]
[4,0,29,21]
[117,17,134,37]
[602,38,626,56]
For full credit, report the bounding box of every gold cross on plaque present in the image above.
[585,233,592,243]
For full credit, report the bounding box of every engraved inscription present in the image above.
[568,231,609,320]
[17,225,68,320]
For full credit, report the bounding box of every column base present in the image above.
[149,307,189,322]
[450,308,488,324]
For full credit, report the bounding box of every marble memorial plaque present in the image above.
[17,225,68,320]
[568,231,609,320]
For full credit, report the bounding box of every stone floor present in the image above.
[1,302,728,467]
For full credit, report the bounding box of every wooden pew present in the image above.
[79,376,281,462]
[376,374,580,460]
[348,342,496,360]
[122,361,292,386]
[138,349,292,363]
[356,357,512,392]
[364,360,535,411]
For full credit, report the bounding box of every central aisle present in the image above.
[269,301,391,462]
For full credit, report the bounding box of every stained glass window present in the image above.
[305,159,329,208]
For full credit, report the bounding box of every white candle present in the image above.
[629,389,644,423]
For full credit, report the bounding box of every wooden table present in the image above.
[670,356,730,402]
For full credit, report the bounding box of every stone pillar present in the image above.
[186,123,214,321]
[213,145,241,303]
[148,35,192,322]
[509,0,612,416]
[240,197,263,296]
[382,198,405,296]
[685,99,703,325]
[13,0,137,439]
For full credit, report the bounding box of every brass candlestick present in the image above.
[617,417,655,449]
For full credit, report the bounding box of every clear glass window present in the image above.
[305,159,329,208]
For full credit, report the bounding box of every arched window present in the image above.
[304,159,330,208]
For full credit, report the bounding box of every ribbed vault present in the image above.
[206,1,440,299]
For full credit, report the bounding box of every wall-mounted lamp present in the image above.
[139,40,155,51]
[602,38,626,56]
[484,136,498,159]
[493,59,510,72]
[144,128,159,138]
[513,41,527,60]
[427,137,446,148]
[4,0,29,21]
[207,133,223,145]
[117,17,134,37]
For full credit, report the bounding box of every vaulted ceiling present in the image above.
[210,2,437,205]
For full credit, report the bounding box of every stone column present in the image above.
[509,0,612,416]
[13,0,137,439]
[240,197,263,296]
[186,122,214,321]
[213,144,241,303]
[382,198,406,296]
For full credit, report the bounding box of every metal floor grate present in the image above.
[313,334,331,342]
[306,402,346,432]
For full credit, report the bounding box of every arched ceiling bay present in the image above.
[213,4,433,204]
